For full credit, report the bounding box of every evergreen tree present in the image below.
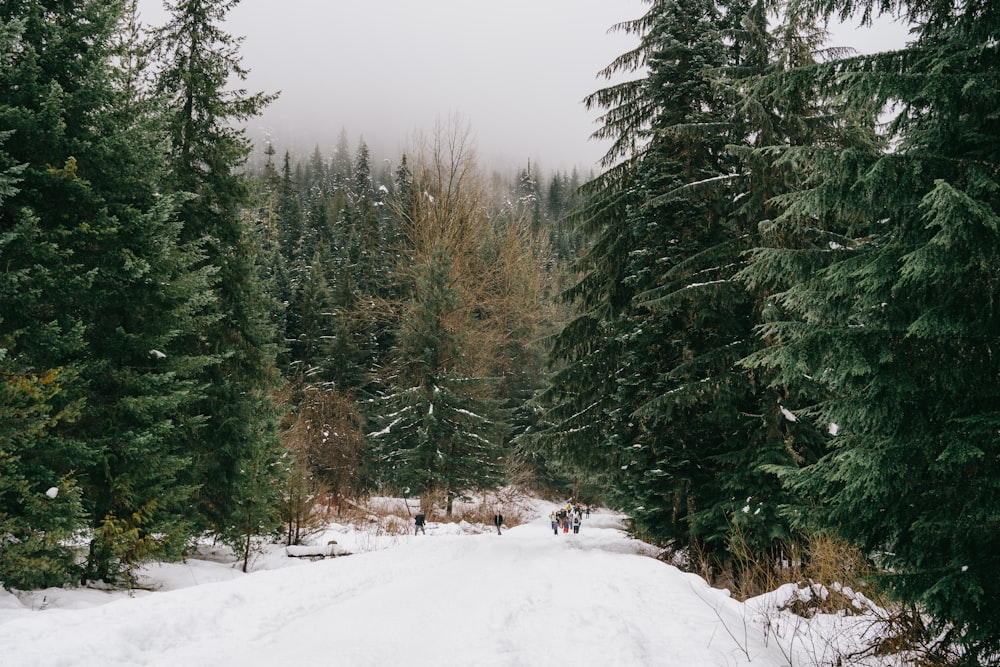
[303,144,328,200]
[331,129,353,187]
[545,170,589,265]
[394,153,415,227]
[514,161,542,231]
[0,0,225,585]
[369,127,517,512]
[285,247,348,386]
[740,0,1000,656]
[604,0,760,556]
[252,143,289,316]
[342,139,379,351]
[301,184,333,272]
[228,403,284,573]
[545,172,567,223]
[0,353,86,589]
[351,139,382,293]
[369,245,503,513]
[154,0,284,541]
[277,150,304,268]
[388,152,415,278]
[0,42,86,583]
[535,0,834,576]
[538,0,735,546]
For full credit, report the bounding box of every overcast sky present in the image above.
[136,0,911,172]
[136,0,648,171]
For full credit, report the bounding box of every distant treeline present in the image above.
[0,0,589,591]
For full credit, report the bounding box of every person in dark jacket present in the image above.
[414,512,426,535]
[493,512,503,535]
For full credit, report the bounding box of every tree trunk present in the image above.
[241,536,251,573]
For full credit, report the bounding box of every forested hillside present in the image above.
[1,0,997,663]
[254,127,587,519]
[528,0,999,662]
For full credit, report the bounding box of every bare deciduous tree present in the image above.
[278,384,365,543]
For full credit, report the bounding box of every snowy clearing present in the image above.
[0,501,893,666]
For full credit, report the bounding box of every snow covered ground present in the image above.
[0,499,895,666]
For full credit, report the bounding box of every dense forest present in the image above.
[1,0,997,663]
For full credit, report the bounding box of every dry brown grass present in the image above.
[336,488,535,535]
[452,488,534,527]
[725,531,960,666]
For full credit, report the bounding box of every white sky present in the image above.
[0,500,887,665]
[135,0,911,172]
[137,0,649,171]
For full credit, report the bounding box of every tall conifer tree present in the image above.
[539,0,748,553]
[741,0,1000,656]
[369,245,503,513]
[276,150,304,269]
[536,0,838,575]
[154,0,284,541]
[370,128,510,512]
[0,0,222,584]
[0,17,86,582]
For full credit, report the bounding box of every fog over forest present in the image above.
[136,0,910,171]
[137,0,648,171]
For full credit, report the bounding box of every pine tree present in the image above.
[250,142,290,351]
[277,150,305,267]
[537,0,739,549]
[605,0,750,554]
[342,138,396,385]
[369,245,503,513]
[740,0,1000,656]
[0,357,87,589]
[331,129,354,188]
[154,0,284,541]
[283,248,346,386]
[514,162,542,232]
[301,177,334,271]
[369,126,515,512]
[228,403,284,573]
[534,0,836,574]
[0,59,87,585]
[350,139,382,293]
[544,170,590,267]
[303,144,328,200]
[0,0,228,585]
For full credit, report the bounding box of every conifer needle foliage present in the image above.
[538,0,1000,657]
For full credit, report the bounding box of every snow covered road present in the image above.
[0,511,795,666]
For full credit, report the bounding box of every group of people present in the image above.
[413,510,504,535]
[412,502,591,536]
[550,502,588,535]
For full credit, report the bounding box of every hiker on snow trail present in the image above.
[494,512,503,535]
[414,512,426,535]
